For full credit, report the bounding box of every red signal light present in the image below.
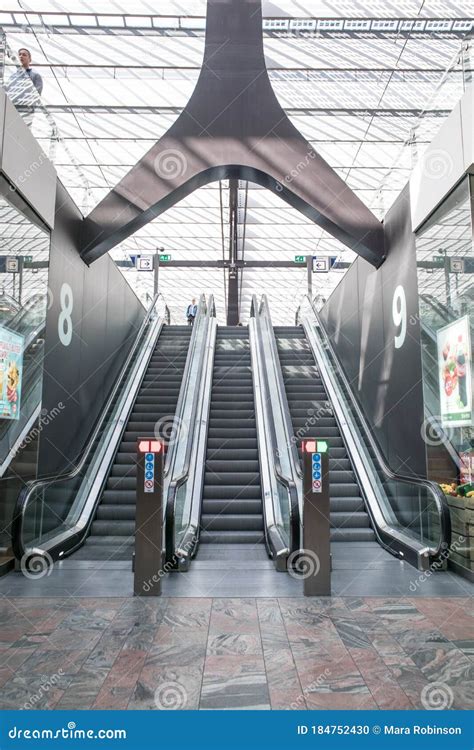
[138,439,163,453]
[303,440,317,453]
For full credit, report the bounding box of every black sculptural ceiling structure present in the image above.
[81,0,385,268]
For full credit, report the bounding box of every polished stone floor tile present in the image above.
[129,664,203,710]
[200,655,270,710]
[350,646,413,709]
[0,594,471,710]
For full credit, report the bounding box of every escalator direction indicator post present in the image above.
[134,438,165,597]
[302,439,331,596]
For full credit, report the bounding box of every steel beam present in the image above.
[81,0,385,268]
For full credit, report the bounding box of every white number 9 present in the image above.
[392,285,406,350]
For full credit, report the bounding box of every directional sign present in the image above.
[6,257,19,273]
[312,256,338,273]
[313,257,329,273]
[450,258,465,274]
[137,255,154,271]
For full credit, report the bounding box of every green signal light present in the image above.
[317,440,328,453]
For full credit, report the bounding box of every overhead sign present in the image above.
[313,257,330,273]
[450,258,465,274]
[159,254,171,262]
[294,255,305,264]
[437,315,472,428]
[312,256,338,273]
[0,325,24,421]
[311,452,322,493]
[6,257,19,273]
[136,255,154,271]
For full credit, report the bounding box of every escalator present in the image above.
[198,326,264,547]
[274,326,375,543]
[72,325,192,561]
[12,294,196,567]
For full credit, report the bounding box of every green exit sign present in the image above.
[159,254,171,262]
[294,255,305,264]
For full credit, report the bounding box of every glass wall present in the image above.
[0,191,50,548]
[416,176,473,490]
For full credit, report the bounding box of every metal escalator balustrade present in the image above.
[296,295,451,570]
[200,326,264,545]
[274,325,375,543]
[73,325,191,561]
[165,296,216,567]
[11,294,173,566]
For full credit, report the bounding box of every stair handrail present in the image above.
[297,295,451,566]
[11,292,169,563]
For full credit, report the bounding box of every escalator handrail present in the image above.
[260,295,303,481]
[164,294,206,479]
[298,295,451,561]
[11,292,169,560]
[250,294,300,558]
[8,294,46,332]
[165,295,216,563]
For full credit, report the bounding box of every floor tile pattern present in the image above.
[0,597,472,710]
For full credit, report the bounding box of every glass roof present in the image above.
[1,0,472,323]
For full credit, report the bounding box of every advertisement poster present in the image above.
[437,315,472,428]
[0,325,24,421]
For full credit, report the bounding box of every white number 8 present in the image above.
[58,283,73,347]
[392,285,406,350]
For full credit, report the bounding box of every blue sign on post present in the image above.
[144,452,155,493]
[311,452,322,493]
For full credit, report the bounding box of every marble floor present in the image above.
[0,595,472,710]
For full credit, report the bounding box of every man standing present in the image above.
[6,48,43,126]
[18,48,43,95]
[186,299,197,326]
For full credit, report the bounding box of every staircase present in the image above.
[199,326,264,545]
[73,325,191,561]
[274,326,375,542]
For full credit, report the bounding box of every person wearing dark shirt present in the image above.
[186,299,197,326]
